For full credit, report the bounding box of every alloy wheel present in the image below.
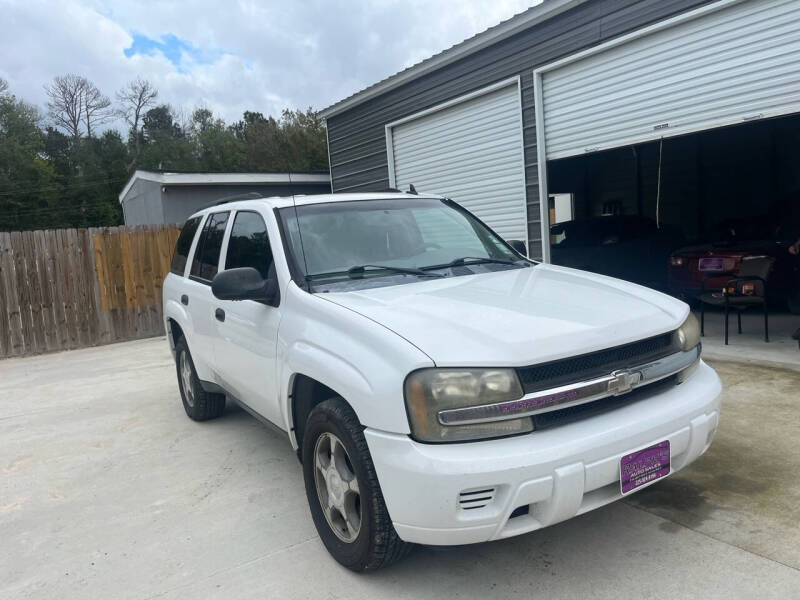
[180,351,195,408]
[314,432,361,543]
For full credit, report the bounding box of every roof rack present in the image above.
[214,191,264,205]
[383,186,421,194]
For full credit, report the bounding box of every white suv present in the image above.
[163,192,721,571]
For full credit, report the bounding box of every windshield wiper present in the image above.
[307,265,445,281]
[347,264,445,278]
[420,256,527,270]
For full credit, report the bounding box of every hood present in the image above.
[322,264,688,367]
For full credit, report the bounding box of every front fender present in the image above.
[280,342,373,448]
[277,283,433,446]
[287,340,374,399]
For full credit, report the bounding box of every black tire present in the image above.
[302,398,412,571]
[174,337,226,421]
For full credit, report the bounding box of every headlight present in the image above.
[676,312,701,352]
[670,256,685,266]
[404,368,532,443]
[675,313,701,382]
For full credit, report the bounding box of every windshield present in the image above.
[278,197,526,290]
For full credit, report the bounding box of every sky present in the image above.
[0,0,538,131]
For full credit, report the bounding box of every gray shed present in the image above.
[321,0,800,263]
[119,170,332,226]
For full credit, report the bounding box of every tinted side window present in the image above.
[225,212,274,279]
[170,216,201,275]
[190,211,230,281]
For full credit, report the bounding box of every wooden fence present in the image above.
[0,225,181,359]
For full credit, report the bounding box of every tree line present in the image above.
[0,75,328,232]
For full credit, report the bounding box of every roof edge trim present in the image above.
[118,170,331,203]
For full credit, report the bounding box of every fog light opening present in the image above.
[706,427,716,447]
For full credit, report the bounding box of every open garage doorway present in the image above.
[546,113,800,317]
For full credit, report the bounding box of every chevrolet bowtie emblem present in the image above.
[608,370,642,395]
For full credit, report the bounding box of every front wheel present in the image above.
[302,398,412,571]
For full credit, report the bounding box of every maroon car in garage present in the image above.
[668,219,800,314]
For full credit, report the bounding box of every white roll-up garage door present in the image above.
[539,0,800,160]
[388,79,527,243]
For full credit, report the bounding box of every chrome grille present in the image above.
[532,375,677,430]
[515,333,676,394]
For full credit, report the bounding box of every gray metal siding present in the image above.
[122,182,331,226]
[160,183,331,225]
[121,179,166,226]
[326,0,713,257]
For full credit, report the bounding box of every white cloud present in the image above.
[0,0,536,131]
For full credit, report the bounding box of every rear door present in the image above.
[164,213,202,350]
[185,210,230,377]
[212,210,283,426]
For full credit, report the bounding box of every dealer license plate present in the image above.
[698,257,725,272]
[620,440,670,495]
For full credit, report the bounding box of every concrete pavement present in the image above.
[1,338,798,599]
[695,307,800,371]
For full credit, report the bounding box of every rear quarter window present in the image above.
[170,216,202,275]
[190,211,230,281]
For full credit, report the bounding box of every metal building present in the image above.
[119,170,331,226]
[320,0,800,262]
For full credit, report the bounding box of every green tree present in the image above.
[232,108,328,172]
[278,108,328,172]
[38,126,128,229]
[232,110,281,171]
[0,94,58,230]
[190,107,246,171]
[71,132,127,227]
[138,104,193,170]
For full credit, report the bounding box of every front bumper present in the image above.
[365,360,722,546]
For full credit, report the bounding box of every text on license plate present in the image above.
[620,440,670,495]
[698,257,725,271]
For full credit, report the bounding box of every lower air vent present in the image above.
[459,487,497,510]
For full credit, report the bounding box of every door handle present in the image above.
[215,308,226,322]
[181,294,189,306]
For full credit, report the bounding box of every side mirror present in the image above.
[211,267,279,305]
[507,239,527,256]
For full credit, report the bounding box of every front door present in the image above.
[212,210,282,427]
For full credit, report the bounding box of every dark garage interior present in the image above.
[548,113,800,240]
[546,113,800,313]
